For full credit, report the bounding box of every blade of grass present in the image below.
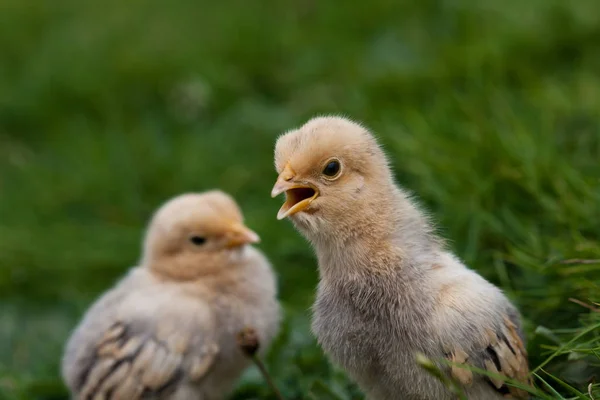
[538,369,587,399]
[533,322,600,374]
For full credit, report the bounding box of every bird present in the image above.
[62,190,281,400]
[271,116,531,400]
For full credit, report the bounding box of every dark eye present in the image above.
[190,236,207,246]
[322,160,341,177]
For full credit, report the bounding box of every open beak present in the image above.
[271,164,319,220]
[224,223,260,248]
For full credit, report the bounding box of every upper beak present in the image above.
[271,163,296,198]
[271,163,319,220]
[224,223,261,248]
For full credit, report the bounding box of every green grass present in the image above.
[1,0,599,398]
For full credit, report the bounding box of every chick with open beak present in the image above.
[270,117,531,400]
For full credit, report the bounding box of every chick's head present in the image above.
[272,116,392,235]
[142,191,260,279]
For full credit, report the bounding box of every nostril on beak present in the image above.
[280,163,296,182]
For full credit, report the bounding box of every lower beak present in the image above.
[271,177,319,220]
[225,224,260,248]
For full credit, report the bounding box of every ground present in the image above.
[0,0,599,399]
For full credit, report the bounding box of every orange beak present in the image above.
[224,223,260,248]
[271,163,319,220]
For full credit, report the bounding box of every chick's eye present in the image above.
[322,160,341,177]
[190,236,207,246]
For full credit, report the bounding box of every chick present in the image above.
[271,117,530,400]
[62,191,280,400]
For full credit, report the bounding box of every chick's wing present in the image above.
[74,320,219,399]
[447,316,531,399]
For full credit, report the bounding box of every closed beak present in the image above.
[225,223,260,248]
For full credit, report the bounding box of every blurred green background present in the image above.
[1,0,599,399]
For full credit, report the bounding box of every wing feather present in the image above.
[448,315,531,399]
[75,322,219,400]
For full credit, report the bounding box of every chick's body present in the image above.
[272,117,530,400]
[312,232,521,400]
[62,191,280,400]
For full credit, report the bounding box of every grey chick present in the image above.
[271,116,530,400]
[62,191,281,400]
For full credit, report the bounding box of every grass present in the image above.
[0,0,599,398]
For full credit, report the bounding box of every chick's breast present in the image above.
[198,247,281,396]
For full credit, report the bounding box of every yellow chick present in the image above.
[271,116,530,400]
[62,191,280,400]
